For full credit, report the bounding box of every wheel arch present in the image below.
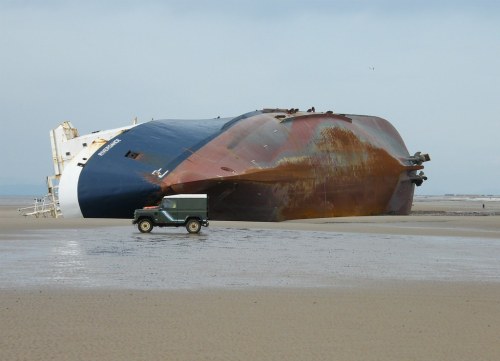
[184,215,202,224]
[137,215,154,222]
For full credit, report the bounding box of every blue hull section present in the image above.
[78,116,238,218]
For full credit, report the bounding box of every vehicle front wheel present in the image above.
[186,219,201,234]
[138,219,154,233]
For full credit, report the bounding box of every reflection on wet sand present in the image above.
[1,226,499,289]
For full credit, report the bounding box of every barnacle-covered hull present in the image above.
[57,109,429,220]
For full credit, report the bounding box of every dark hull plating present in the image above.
[76,110,426,221]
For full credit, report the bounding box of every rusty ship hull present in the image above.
[57,109,429,220]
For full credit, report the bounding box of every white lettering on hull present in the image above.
[98,139,121,156]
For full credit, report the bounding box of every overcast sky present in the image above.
[1,0,499,195]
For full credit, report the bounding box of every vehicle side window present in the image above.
[163,199,176,208]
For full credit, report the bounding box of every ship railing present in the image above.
[18,190,61,218]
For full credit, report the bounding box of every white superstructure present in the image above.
[42,119,138,218]
[50,121,137,178]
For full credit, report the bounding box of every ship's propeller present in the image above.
[409,151,431,165]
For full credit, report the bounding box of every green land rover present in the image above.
[133,194,209,234]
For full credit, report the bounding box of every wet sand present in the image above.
[1,198,500,360]
[4,196,500,239]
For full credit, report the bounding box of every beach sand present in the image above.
[2,284,499,361]
[1,198,500,360]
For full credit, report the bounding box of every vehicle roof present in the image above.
[163,194,207,199]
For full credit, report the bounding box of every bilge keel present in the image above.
[50,109,430,221]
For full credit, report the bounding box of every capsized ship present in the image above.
[48,108,430,221]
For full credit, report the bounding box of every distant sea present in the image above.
[2,195,500,208]
[415,195,500,202]
[0,184,46,196]
[0,195,39,206]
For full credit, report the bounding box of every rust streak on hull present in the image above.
[159,111,425,221]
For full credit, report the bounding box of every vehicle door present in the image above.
[160,199,178,224]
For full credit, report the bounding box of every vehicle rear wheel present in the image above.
[138,219,153,233]
[186,219,201,234]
